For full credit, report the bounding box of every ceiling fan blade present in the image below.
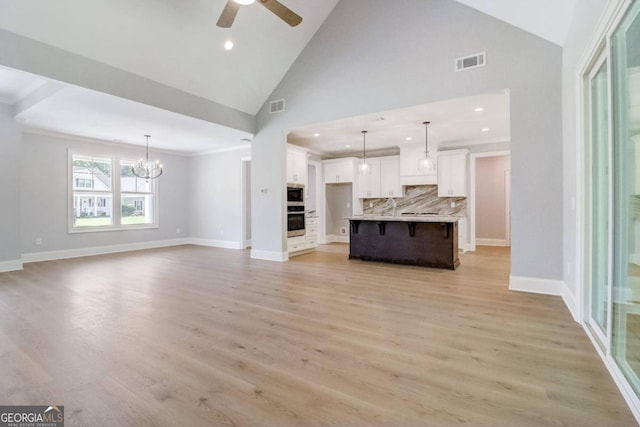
[258,0,303,27]
[216,0,240,28]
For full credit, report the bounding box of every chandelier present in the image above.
[132,135,163,181]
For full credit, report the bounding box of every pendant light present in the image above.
[359,130,370,174]
[419,121,435,171]
[131,135,163,182]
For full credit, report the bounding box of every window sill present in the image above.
[68,224,159,234]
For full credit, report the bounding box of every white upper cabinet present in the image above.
[437,149,468,197]
[323,158,355,183]
[287,148,307,185]
[357,156,402,199]
[380,156,403,198]
[358,158,382,198]
[399,141,437,185]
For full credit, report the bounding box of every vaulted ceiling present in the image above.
[0,0,577,153]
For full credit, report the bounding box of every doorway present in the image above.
[470,151,511,251]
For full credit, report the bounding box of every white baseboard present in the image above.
[22,238,188,264]
[561,282,580,322]
[250,249,288,262]
[187,238,242,249]
[476,238,509,247]
[326,234,349,243]
[509,275,563,296]
[0,258,23,272]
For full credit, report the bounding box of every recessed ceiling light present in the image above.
[234,0,255,5]
[481,127,490,132]
[224,40,234,51]
[474,107,484,112]
[405,137,413,141]
[313,133,320,137]
[345,145,351,148]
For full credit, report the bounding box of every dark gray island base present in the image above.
[348,217,459,270]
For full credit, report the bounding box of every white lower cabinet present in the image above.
[305,217,318,249]
[287,236,306,253]
[288,217,318,256]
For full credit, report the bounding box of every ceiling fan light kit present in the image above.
[217,0,303,28]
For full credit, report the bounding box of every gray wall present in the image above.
[252,0,563,280]
[0,103,22,263]
[188,147,251,245]
[562,0,610,295]
[325,184,352,236]
[20,131,189,254]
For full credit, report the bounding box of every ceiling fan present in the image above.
[216,0,303,28]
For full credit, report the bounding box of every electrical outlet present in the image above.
[176,228,181,234]
[346,202,351,208]
[450,201,456,208]
[340,227,347,235]
[369,202,373,208]
[35,238,42,245]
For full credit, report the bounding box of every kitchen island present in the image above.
[347,215,459,269]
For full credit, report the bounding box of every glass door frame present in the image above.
[578,0,640,421]
[585,48,614,352]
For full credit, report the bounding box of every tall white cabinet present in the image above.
[437,149,468,197]
[287,148,307,185]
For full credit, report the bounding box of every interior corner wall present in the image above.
[0,103,22,264]
[188,147,251,245]
[252,0,564,280]
[20,131,189,255]
[562,0,610,296]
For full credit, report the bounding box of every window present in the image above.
[120,160,155,226]
[70,153,158,232]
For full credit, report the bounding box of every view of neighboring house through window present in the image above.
[72,155,113,227]
[120,160,155,225]
[70,153,158,231]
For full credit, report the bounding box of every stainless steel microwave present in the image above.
[287,185,304,203]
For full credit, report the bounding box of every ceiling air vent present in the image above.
[269,99,285,114]
[455,52,486,72]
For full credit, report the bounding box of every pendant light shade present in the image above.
[359,130,370,174]
[419,121,435,171]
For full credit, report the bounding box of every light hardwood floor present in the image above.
[0,244,636,426]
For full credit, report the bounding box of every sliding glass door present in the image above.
[611,0,640,395]
[588,53,611,347]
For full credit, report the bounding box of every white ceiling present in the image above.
[288,91,510,157]
[0,0,340,115]
[0,66,47,104]
[0,0,575,153]
[455,0,578,46]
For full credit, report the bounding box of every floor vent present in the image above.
[455,52,486,72]
[269,99,285,114]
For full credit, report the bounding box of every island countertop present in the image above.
[347,215,461,223]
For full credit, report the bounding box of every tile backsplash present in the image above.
[363,185,467,217]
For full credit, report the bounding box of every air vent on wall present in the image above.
[455,52,486,72]
[269,99,285,114]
